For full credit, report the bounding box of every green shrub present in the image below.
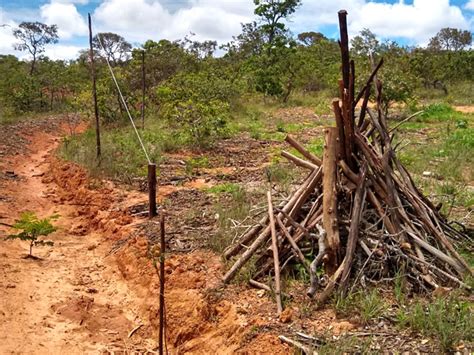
[157,71,239,147]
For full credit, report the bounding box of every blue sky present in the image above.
[1,0,473,59]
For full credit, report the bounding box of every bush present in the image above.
[157,71,239,147]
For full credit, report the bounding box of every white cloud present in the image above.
[93,0,253,43]
[295,0,471,45]
[465,0,474,11]
[0,8,20,56]
[40,1,88,39]
[43,44,84,60]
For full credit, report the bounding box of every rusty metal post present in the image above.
[148,163,157,218]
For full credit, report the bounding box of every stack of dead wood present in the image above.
[222,10,472,312]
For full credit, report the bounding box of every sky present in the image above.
[0,0,473,60]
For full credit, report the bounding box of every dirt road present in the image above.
[0,119,292,354]
[0,123,154,353]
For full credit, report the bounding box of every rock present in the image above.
[279,308,293,323]
[422,171,432,177]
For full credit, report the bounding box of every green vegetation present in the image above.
[5,212,58,258]
[333,289,388,325]
[397,296,473,352]
[210,185,251,253]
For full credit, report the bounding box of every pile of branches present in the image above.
[222,11,472,312]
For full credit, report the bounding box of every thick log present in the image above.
[322,127,341,274]
[332,99,346,162]
[267,191,283,314]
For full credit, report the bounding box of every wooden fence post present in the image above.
[148,163,157,218]
[88,13,101,159]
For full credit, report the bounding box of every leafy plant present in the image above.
[6,212,58,258]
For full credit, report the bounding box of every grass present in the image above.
[396,296,473,352]
[206,182,242,195]
[333,289,388,325]
[185,156,210,175]
[208,184,251,253]
[317,335,374,355]
[60,124,165,182]
[395,104,473,216]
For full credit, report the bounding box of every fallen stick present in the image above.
[223,170,319,284]
[276,215,309,273]
[279,335,317,355]
[285,134,322,166]
[249,279,271,292]
[281,150,318,170]
[128,324,143,338]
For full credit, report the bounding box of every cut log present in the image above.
[322,127,341,275]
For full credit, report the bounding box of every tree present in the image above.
[252,0,301,98]
[297,31,327,46]
[254,0,301,48]
[428,28,472,51]
[12,22,59,75]
[351,28,380,57]
[5,212,57,258]
[93,32,132,65]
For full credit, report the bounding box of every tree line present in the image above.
[0,0,472,145]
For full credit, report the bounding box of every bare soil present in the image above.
[0,118,291,353]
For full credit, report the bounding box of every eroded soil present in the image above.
[0,117,291,353]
